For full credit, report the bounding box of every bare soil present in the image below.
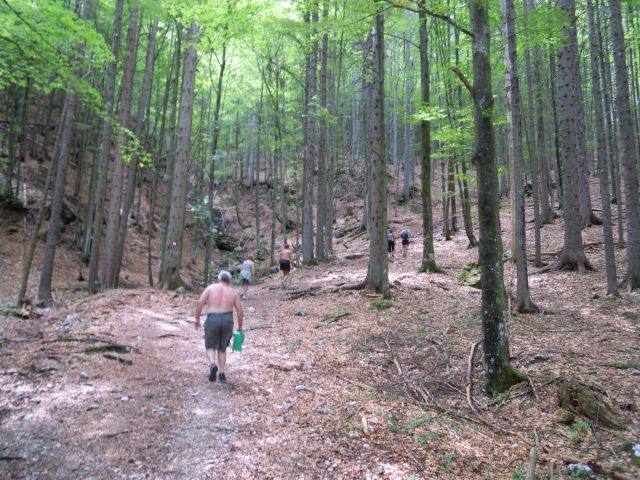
[1,175,639,479]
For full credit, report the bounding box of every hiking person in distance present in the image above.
[277,243,294,288]
[239,255,255,300]
[400,225,410,258]
[387,228,395,261]
[195,271,244,384]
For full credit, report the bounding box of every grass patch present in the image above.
[372,299,393,310]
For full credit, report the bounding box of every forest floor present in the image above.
[1,180,640,479]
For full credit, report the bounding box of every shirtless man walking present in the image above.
[195,271,244,383]
[277,243,294,288]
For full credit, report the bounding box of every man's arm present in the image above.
[234,293,244,331]
[195,288,208,330]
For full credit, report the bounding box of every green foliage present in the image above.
[371,299,393,310]
[0,0,110,102]
[568,421,590,444]
[1,304,20,317]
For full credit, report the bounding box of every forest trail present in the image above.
[2,231,640,479]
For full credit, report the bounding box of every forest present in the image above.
[0,0,639,478]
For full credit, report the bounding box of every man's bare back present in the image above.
[278,247,293,262]
[195,282,243,330]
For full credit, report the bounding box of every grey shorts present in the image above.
[204,312,234,352]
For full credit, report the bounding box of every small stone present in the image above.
[294,309,307,316]
[243,457,253,468]
[319,407,332,414]
[247,307,256,314]
[80,371,89,380]
[274,417,285,424]
[567,464,595,479]
[15,391,27,399]
[63,314,81,329]
[295,385,306,391]
[303,363,313,371]
[324,437,332,447]
[348,400,357,407]
[308,428,318,434]
[30,396,42,403]
[120,396,129,402]
[87,404,99,411]
[282,402,293,411]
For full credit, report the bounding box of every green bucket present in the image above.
[232,331,245,352]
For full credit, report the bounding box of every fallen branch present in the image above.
[466,341,482,415]
[286,286,322,299]
[316,312,351,328]
[103,353,133,365]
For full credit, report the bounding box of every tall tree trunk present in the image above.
[549,0,593,273]
[36,92,78,305]
[102,6,139,288]
[316,7,329,261]
[112,16,158,286]
[466,0,522,395]
[362,9,390,298]
[522,0,543,267]
[502,0,538,311]
[586,0,618,296]
[203,41,226,285]
[402,34,414,202]
[609,0,640,289]
[159,26,182,273]
[302,5,318,264]
[158,23,198,290]
[87,0,125,292]
[418,8,438,272]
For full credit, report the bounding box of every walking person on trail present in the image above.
[195,271,244,384]
[387,228,395,261]
[400,225,411,258]
[277,243,294,288]
[239,255,255,300]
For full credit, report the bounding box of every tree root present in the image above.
[538,254,595,274]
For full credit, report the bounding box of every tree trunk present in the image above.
[467,0,522,395]
[302,6,318,264]
[112,15,158,286]
[316,7,329,261]
[550,0,593,273]
[158,23,198,290]
[586,0,618,296]
[36,92,78,305]
[204,41,226,285]
[87,0,125,292]
[418,8,438,272]
[362,10,390,298]
[502,0,538,312]
[609,0,640,289]
[102,6,139,288]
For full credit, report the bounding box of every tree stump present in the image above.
[558,382,625,430]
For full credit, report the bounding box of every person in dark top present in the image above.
[387,229,395,261]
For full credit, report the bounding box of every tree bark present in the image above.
[362,9,390,298]
[102,6,139,288]
[586,0,618,296]
[547,0,593,273]
[87,0,125,292]
[609,0,640,289]
[112,15,158,286]
[467,0,522,395]
[502,0,538,311]
[158,23,198,290]
[418,7,438,272]
[302,5,318,264]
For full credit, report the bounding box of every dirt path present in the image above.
[2,232,639,479]
[0,268,380,480]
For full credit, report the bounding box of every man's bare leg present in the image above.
[206,348,218,382]
[217,350,227,374]
[206,348,217,365]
